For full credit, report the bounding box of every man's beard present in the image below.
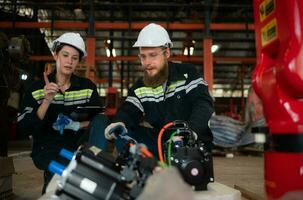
[143,62,169,87]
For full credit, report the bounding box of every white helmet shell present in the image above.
[133,23,173,48]
[51,32,87,57]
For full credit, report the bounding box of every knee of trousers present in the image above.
[90,114,110,127]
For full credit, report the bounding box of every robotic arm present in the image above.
[253,0,303,199]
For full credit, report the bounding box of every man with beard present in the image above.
[95,23,214,157]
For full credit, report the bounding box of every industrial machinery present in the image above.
[49,143,156,200]
[48,120,213,199]
[253,0,303,199]
[157,121,214,191]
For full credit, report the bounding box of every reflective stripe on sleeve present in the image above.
[125,96,144,112]
[17,107,33,122]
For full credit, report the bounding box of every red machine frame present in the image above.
[253,0,303,199]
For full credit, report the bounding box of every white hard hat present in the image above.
[133,23,173,48]
[51,32,87,57]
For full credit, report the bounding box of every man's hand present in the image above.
[104,122,127,140]
[192,131,198,140]
[171,130,198,144]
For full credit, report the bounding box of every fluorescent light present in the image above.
[21,74,28,80]
[183,47,188,56]
[189,46,194,55]
[74,8,85,20]
[112,48,116,57]
[211,44,220,53]
[106,48,111,57]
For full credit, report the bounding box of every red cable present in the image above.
[157,122,174,162]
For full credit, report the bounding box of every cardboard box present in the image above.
[0,157,15,199]
[0,157,15,177]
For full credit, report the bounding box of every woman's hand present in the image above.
[43,72,60,102]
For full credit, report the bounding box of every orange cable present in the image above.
[157,122,174,162]
[140,146,153,158]
[129,143,153,158]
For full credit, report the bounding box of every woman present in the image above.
[17,32,108,193]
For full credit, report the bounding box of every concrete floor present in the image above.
[9,148,265,200]
[213,155,265,199]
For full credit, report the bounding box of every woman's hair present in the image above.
[55,43,83,61]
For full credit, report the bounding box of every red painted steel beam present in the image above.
[30,55,256,64]
[171,56,255,64]
[0,21,87,29]
[94,56,138,61]
[30,55,53,61]
[86,37,96,66]
[210,23,255,30]
[0,21,254,31]
[203,38,213,91]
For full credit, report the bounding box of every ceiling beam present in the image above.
[0,21,254,31]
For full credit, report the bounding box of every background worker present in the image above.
[17,32,108,193]
[91,23,214,156]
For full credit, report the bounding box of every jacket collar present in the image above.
[48,71,81,89]
[168,62,186,82]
